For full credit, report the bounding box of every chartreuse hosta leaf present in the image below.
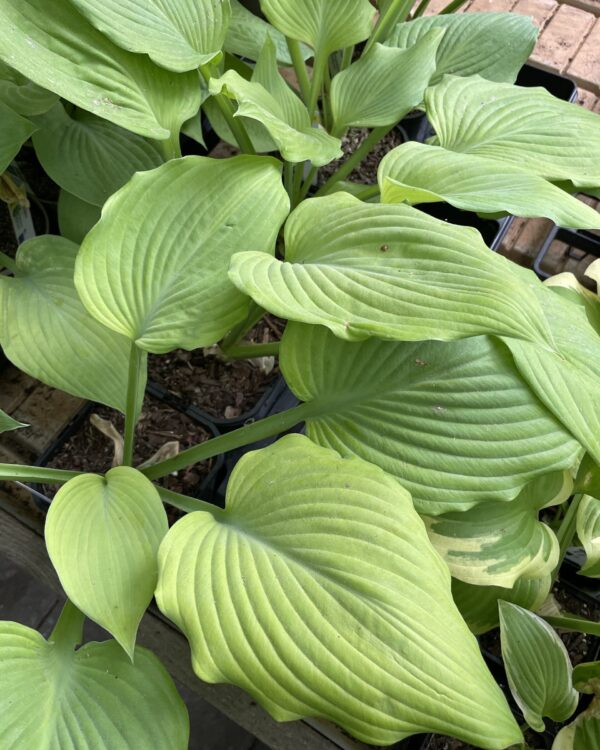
[209,38,341,165]
[58,190,101,244]
[156,435,521,747]
[0,411,26,433]
[0,0,201,141]
[280,324,580,514]
[0,59,57,115]
[577,495,600,577]
[378,142,600,229]
[33,102,163,207]
[259,0,375,56]
[499,602,579,732]
[427,75,600,187]
[45,468,168,658]
[68,0,230,72]
[0,620,189,749]
[452,575,552,635]
[75,155,289,354]
[386,13,537,84]
[0,100,36,173]
[0,236,142,413]
[229,192,547,343]
[425,471,572,586]
[330,32,443,135]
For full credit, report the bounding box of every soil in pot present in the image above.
[147,317,284,420]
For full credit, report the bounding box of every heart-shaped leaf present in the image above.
[68,0,230,72]
[0,59,57,115]
[0,235,141,412]
[58,190,101,244]
[452,575,552,635]
[0,0,201,140]
[499,602,579,732]
[75,155,289,354]
[577,495,600,578]
[0,100,36,173]
[45,467,168,657]
[156,434,521,747]
[425,471,572,586]
[378,142,600,229]
[259,0,375,56]
[385,13,537,84]
[330,32,443,134]
[426,75,600,188]
[229,192,546,343]
[209,43,341,165]
[279,324,580,514]
[33,102,163,207]
[0,621,189,749]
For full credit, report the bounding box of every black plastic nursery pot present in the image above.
[416,202,514,252]
[534,225,600,280]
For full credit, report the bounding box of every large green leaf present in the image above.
[0,100,36,173]
[259,0,375,55]
[426,75,600,187]
[452,575,552,635]
[33,102,163,207]
[280,324,580,514]
[229,192,546,343]
[68,0,230,72]
[425,471,571,586]
[57,190,101,244]
[75,156,289,353]
[378,142,600,229]
[225,0,309,63]
[0,59,57,115]
[330,33,443,135]
[0,0,201,140]
[386,13,537,84]
[0,621,189,748]
[499,601,578,732]
[45,468,168,657]
[0,235,141,412]
[209,41,341,165]
[577,495,600,578]
[156,435,521,747]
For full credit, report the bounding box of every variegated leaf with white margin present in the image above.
[330,32,443,135]
[426,75,600,188]
[378,142,600,229]
[229,192,548,343]
[0,236,143,413]
[499,602,579,732]
[33,102,163,207]
[577,495,600,578]
[0,621,189,749]
[45,468,168,658]
[0,59,57,115]
[68,0,230,72]
[424,471,572,587]
[259,0,375,55]
[0,100,36,173]
[209,37,341,165]
[553,699,600,749]
[0,0,201,140]
[75,156,289,354]
[385,13,537,84]
[156,434,522,748]
[280,324,581,515]
[225,0,310,63]
[452,575,552,635]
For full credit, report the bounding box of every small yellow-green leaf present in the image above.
[577,495,600,578]
[45,467,168,657]
[499,601,579,732]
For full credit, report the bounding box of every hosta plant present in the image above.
[0,1,600,748]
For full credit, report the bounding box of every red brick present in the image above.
[532,4,595,72]
[576,87,600,108]
[568,17,600,91]
[512,218,554,259]
[559,0,600,17]
[467,0,515,10]
[511,0,557,29]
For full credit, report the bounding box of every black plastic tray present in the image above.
[534,226,600,280]
[416,202,513,252]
